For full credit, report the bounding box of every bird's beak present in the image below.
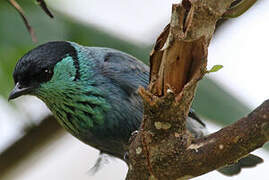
[8,82,33,101]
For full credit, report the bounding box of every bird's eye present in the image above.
[44,69,52,74]
[36,68,53,83]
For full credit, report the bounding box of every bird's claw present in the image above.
[128,130,139,144]
[124,152,129,162]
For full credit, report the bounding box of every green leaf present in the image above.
[207,65,223,73]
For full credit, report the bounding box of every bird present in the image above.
[9,41,263,176]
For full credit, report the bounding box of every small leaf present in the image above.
[207,65,223,73]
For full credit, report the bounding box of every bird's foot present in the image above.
[128,130,139,144]
[88,152,110,175]
[124,152,129,162]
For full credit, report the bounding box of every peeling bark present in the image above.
[127,0,266,179]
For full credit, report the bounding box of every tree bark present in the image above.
[126,0,267,179]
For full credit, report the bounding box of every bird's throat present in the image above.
[37,86,110,137]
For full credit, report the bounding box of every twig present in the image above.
[8,0,54,42]
[36,0,54,18]
[8,0,37,42]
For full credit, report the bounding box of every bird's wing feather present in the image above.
[100,50,149,94]
[99,49,207,129]
[94,49,149,143]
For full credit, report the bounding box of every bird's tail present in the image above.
[218,154,263,176]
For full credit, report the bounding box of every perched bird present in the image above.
[9,41,263,176]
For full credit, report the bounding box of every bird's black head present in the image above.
[9,41,78,100]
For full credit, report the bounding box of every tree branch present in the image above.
[127,100,269,179]
[127,0,266,179]
[0,116,64,178]
[223,0,258,18]
[36,0,54,18]
[8,0,37,42]
[8,0,53,42]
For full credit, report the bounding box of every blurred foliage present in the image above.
[1,1,262,131]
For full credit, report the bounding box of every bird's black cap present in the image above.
[9,41,78,100]
[13,41,77,85]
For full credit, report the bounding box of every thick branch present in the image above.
[0,116,64,178]
[174,100,269,178]
[127,99,269,180]
[127,0,264,179]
